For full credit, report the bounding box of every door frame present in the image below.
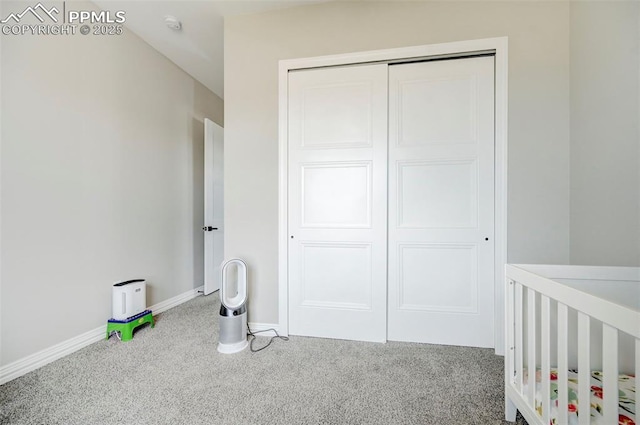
[278,37,509,355]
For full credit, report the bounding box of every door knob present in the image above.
[202,226,218,232]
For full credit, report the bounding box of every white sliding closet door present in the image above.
[387,57,495,347]
[287,64,388,342]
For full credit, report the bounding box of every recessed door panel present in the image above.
[302,242,372,309]
[301,162,371,228]
[398,75,478,146]
[398,160,477,228]
[398,244,477,313]
[302,83,372,148]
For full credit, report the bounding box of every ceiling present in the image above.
[93,1,322,99]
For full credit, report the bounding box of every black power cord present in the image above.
[246,324,289,352]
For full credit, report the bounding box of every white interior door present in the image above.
[287,64,388,342]
[204,118,224,296]
[387,57,495,347]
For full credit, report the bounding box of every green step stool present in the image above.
[106,310,154,342]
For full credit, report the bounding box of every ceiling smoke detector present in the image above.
[164,15,182,31]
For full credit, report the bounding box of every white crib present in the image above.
[505,264,639,425]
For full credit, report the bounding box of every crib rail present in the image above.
[505,264,640,425]
[507,265,639,339]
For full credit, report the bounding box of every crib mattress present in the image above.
[523,369,635,425]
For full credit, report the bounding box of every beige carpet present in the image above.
[0,293,527,425]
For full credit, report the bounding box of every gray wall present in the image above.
[0,1,223,365]
[570,2,640,266]
[224,1,574,325]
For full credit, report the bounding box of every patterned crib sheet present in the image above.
[522,369,635,425]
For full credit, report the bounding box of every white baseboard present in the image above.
[248,322,281,337]
[0,325,107,386]
[0,285,203,385]
[152,285,203,314]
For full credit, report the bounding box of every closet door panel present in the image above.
[387,57,495,347]
[288,65,388,342]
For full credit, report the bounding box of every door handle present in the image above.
[202,226,218,232]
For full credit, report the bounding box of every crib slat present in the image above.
[540,294,551,425]
[636,339,640,423]
[557,303,569,425]
[505,279,518,421]
[515,282,524,393]
[636,339,640,425]
[506,280,515,380]
[527,288,537,408]
[577,312,590,425]
[602,324,618,425]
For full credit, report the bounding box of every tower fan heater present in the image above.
[217,259,248,354]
